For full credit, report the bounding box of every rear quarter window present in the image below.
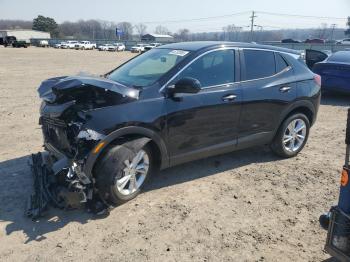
[243,50,276,80]
[275,53,289,72]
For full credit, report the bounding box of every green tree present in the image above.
[345,17,350,36]
[32,15,59,37]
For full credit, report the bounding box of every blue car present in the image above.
[312,51,350,94]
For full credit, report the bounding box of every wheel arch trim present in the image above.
[275,100,316,136]
[83,126,169,177]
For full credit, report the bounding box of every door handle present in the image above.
[279,86,291,93]
[222,94,237,102]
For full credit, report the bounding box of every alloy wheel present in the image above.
[282,119,307,152]
[116,150,149,196]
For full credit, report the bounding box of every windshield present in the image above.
[107,48,190,87]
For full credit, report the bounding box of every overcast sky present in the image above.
[0,0,349,32]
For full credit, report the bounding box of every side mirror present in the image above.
[168,77,201,95]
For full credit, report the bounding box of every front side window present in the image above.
[107,48,190,87]
[173,49,235,88]
[243,50,275,80]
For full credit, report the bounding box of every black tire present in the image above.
[270,113,310,158]
[95,140,154,205]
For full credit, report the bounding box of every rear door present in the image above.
[238,49,297,146]
[305,49,328,69]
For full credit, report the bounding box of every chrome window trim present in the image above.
[239,48,292,83]
[159,47,296,93]
[159,47,237,92]
[238,66,292,84]
[200,82,236,90]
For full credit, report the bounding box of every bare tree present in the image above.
[222,24,242,41]
[345,17,350,36]
[117,22,133,40]
[135,23,147,39]
[0,19,32,30]
[155,25,170,35]
[317,23,328,39]
[177,28,190,41]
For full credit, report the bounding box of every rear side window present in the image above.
[243,50,275,80]
[275,53,289,72]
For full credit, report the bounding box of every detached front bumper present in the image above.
[26,152,67,219]
[26,150,107,219]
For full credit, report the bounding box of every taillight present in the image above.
[314,74,321,87]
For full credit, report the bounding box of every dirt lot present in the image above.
[0,47,348,262]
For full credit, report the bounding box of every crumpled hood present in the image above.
[38,75,139,103]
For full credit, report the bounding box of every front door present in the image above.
[164,49,242,165]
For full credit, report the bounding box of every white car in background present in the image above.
[74,41,96,50]
[61,41,79,49]
[98,44,116,51]
[143,43,162,52]
[54,42,66,48]
[130,43,148,53]
[39,40,49,47]
[113,43,126,51]
[337,38,350,45]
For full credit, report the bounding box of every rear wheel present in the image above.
[271,113,310,158]
[95,140,154,205]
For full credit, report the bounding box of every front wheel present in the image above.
[271,113,310,158]
[95,140,154,205]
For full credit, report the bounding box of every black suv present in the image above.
[38,42,321,206]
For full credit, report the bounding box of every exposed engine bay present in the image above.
[27,75,139,219]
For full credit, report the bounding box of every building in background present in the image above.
[0,29,50,45]
[141,34,174,43]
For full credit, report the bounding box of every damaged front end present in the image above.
[27,75,139,219]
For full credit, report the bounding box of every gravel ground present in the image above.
[0,47,349,262]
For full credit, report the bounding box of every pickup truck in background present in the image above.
[74,41,97,50]
[61,41,79,49]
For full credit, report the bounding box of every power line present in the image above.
[139,10,347,34]
[140,10,347,25]
[142,11,250,24]
[257,11,347,20]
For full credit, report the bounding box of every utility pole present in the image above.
[250,11,257,42]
